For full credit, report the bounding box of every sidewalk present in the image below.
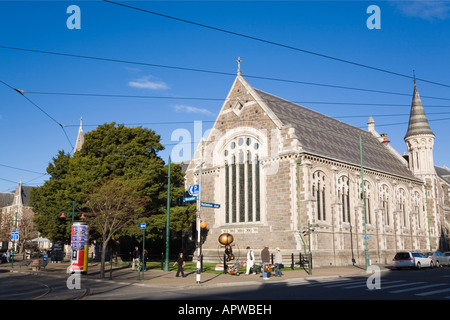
[2,261,391,289]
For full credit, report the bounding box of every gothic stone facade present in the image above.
[185,74,449,267]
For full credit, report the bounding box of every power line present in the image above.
[23,90,450,106]
[2,45,450,101]
[0,79,74,150]
[102,0,450,89]
[0,163,46,176]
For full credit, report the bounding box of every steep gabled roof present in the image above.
[252,87,418,181]
[435,166,450,185]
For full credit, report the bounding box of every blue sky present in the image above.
[1,0,450,192]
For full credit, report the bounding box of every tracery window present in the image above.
[224,137,261,223]
[379,184,390,226]
[412,191,421,228]
[312,171,327,221]
[337,176,350,223]
[397,188,407,227]
[359,181,372,224]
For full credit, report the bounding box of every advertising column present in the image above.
[70,222,89,273]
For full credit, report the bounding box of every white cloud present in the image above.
[393,0,450,21]
[174,104,214,116]
[128,76,169,90]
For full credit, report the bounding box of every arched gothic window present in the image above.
[359,181,372,224]
[411,191,421,228]
[224,137,261,223]
[337,176,350,223]
[379,184,390,226]
[312,171,327,221]
[397,188,407,227]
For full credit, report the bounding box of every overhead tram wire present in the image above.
[0,79,74,150]
[102,0,450,89]
[2,45,450,102]
[24,90,450,104]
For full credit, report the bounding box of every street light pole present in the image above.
[359,136,370,271]
[196,160,202,285]
[164,156,171,272]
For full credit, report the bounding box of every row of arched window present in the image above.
[312,170,425,228]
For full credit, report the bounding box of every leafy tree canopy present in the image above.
[31,123,194,244]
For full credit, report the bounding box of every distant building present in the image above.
[185,65,449,267]
[0,182,43,251]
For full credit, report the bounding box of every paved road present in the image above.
[1,266,448,301]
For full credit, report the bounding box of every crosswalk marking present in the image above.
[323,280,366,288]
[416,288,450,296]
[280,276,449,299]
[343,280,405,289]
[389,283,446,294]
[375,281,426,290]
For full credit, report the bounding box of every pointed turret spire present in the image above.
[74,117,84,152]
[404,82,434,140]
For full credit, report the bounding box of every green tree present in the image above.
[31,123,195,269]
[85,177,145,278]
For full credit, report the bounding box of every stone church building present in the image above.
[185,64,450,267]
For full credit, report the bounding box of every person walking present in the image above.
[274,247,283,277]
[131,246,140,270]
[261,246,270,280]
[174,252,186,277]
[245,246,256,275]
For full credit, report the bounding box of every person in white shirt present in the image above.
[245,246,256,275]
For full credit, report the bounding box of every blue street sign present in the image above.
[188,184,200,196]
[11,230,19,241]
[200,202,220,209]
[184,196,198,202]
[364,236,369,241]
[140,223,146,230]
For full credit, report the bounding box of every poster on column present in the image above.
[70,222,89,273]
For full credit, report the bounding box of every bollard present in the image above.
[109,254,112,280]
[291,253,294,270]
[223,254,227,274]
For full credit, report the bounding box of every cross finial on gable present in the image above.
[236,57,242,75]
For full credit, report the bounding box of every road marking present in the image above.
[374,281,426,290]
[415,287,450,296]
[389,283,446,294]
[343,280,405,289]
[323,280,366,288]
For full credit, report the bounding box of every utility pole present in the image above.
[164,156,171,271]
[196,142,204,285]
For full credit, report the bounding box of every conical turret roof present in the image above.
[405,82,434,139]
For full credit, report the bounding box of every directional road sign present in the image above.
[140,223,147,230]
[200,202,220,209]
[188,184,200,195]
[11,230,19,241]
[184,196,198,202]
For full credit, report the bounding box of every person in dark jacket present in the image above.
[174,252,186,277]
[132,247,140,270]
[261,246,270,279]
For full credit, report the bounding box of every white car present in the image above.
[393,251,434,270]
[425,251,450,267]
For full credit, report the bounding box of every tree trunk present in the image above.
[100,241,108,278]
